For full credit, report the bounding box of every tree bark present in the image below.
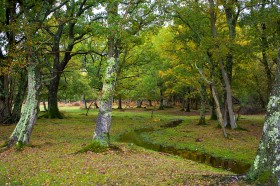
[220,61,237,129]
[181,98,185,111]
[93,57,117,146]
[118,96,122,109]
[247,48,280,184]
[0,75,11,124]
[136,100,142,108]
[83,94,87,109]
[198,80,206,125]
[93,1,118,146]
[148,99,152,107]
[10,70,28,123]
[7,62,41,147]
[210,85,217,120]
[159,89,164,110]
[48,72,63,118]
[211,85,228,138]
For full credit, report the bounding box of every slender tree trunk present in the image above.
[220,61,237,129]
[210,85,217,120]
[211,86,227,138]
[10,70,28,123]
[247,48,280,184]
[43,100,48,112]
[0,75,11,124]
[136,100,142,108]
[83,94,87,109]
[7,62,41,147]
[159,90,164,110]
[118,96,122,109]
[148,99,152,107]
[181,98,185,111]
[198,81,206,125]
[186,97,191,112]
[261,23,272,102]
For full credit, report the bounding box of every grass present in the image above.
[140,114,263,165]
[0,106,261,185]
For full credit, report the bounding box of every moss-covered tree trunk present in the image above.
[93,1,118,147]
[7,62,41,147]
[93,57,117,146]
[247,48,280,184]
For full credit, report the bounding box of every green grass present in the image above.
[140,115,264,164]
[0,107,259,185]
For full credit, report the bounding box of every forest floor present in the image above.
[0,106,263,185]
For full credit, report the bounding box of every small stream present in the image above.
[117,120,251,174]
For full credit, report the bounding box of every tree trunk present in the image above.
[186,97,191,112]
[220,61,237,129]
[181,99,185,111]
[247,48,280,184]
[93,57,117,146]
[198,81,206,125]
[43,100,48,112]
[136,100,142,108]
[118,96,122,109]
[148,99,152,107]
[210,86,217,120]
[10,70,28,123]
[211,85,227,138]
[93,1,118,146]
[209,0,236,129]
[261,23,272,103]
[83,94,87,109]
[7,62,41,147]
[159,90,164,110]
[0,75,11,124]
[48,71,63,118]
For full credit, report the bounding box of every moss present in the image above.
[256,171,277,185]
[77,141,108,153]
[16,141,24,151]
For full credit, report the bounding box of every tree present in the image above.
[93,0,160,146]
[44,0,102,118]
[4,0,64,148]
[0,0,28,124]
[93,1,119,146]
[247,48,280,184]
[241,0,279,105]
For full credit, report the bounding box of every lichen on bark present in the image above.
[93,57,117,147]
[7,62,40,147]
[247,48,280,185]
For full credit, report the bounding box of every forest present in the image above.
[0,0,280,185]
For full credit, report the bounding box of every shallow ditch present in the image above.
[117,119,251,174]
